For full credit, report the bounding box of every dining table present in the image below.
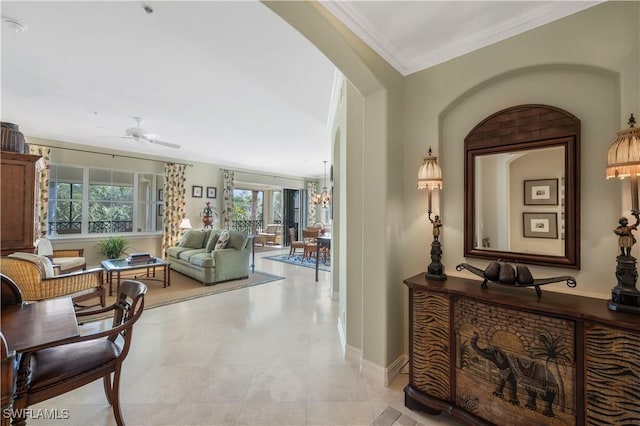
[315,233,331,282]
[1,298,79,425]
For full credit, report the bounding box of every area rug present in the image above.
[263,253,331,272]
[79,270,284,323]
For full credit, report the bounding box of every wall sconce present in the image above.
[606,113,640,313]
[418,147,446,280]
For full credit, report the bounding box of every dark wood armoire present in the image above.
[1,151,41,255]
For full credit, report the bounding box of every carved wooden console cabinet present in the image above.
[404,274,640,425]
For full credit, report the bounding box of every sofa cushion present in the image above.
[214,230,230,250]
[178,248,206,263]
[188,252,215,268]
[180,229,207,248]
[205,230,220,252]
[167,246,192,259]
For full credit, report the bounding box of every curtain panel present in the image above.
[307,181,317,228]
[28,144,51,238]
[221,169,234,230]
[162,163,187,257]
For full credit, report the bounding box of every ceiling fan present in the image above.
[120,117,180,149]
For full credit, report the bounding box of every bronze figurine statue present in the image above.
[614,210,640,257]
[428,211,442,241]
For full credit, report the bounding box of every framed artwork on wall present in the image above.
[207,187,217,199]
[192,185,203,198]
[158,189,164,201]
[524,178,558,205]
[523,212,558,239]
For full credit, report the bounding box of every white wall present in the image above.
[404,2,639,302]
[270,0,639,376]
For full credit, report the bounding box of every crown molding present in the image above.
[320,1,603,76]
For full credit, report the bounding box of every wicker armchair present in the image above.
[36,239,86,273]
[0,256,105,308]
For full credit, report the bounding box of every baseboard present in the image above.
[337,316,347,353]
[344,344,408,387]
[385,354,408,385]
[344,343,361,364]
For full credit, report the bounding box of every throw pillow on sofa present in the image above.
[214,230,230,250]
[180,229,207,249]
[205,230,220,252]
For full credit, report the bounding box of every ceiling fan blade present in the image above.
[147,139,181,149]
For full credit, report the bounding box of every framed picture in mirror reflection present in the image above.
[524,178,558,205]
[523,212,558,239]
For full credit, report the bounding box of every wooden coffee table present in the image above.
[101,257,170,296]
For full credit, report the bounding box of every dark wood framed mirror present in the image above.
[464,104,580,268]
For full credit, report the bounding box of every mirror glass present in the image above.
[464,104,580,269]
[474,146,565,256]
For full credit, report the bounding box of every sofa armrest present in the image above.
[212,248,251,281]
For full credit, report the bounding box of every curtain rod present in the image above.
[37,144,194,167]
[234,169,311,183]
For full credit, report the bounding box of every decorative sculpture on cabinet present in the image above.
[470,333,559,417]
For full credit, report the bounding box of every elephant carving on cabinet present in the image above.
[470,333,558,417]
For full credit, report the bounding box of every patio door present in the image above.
[282,189,303,246]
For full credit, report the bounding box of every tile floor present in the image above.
[29,249,464,426]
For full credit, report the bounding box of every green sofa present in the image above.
[167,229,252,285]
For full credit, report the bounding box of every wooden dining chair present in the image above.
[10,280,147,426]
[288,227,304,258]
[1,274,23,307]
[302,229,320,261]
[1,333,16,426]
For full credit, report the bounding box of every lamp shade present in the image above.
[179,218,192,230]
[417,148,443,190]
[606,114,640,179]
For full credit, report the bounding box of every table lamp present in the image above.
[418,147,446,280]
[605,113,640,313]
[179,218,192,236]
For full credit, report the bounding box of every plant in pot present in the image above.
[202,202,218,228]
[97,236,129,259]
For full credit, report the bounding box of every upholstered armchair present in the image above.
[0,254,105,307]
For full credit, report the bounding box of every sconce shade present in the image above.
[417,147,443,190]
[606,114,640,179]
[179,218,192,230]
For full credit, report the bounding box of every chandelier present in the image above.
[313,160,331,208]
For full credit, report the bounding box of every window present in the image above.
[233,189,263,221]
[89,169,133,233]
[232,189,263,234]
[48,165,163,236]
[48,165,83,235]
[272,191,282,223]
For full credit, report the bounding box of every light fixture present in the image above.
[313,160,331,209]
[606,113,640,313]
[418,147,446,280]
[2,16,27,32]
[179,218,192,231]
